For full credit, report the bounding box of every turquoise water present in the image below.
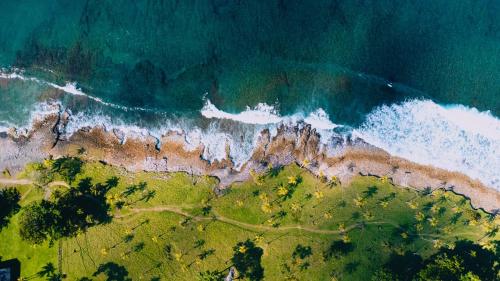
[0,1,499,188]
[0,0,499,125]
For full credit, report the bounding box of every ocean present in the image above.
[0,0,499,188]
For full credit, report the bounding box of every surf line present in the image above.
[0,70,155,113]
[200,98,340,130]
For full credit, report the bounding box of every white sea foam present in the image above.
[63,110,182,145]
[3,68,499,187]
[48,99,500,185]
[0,72,26,80]
[200,98,340,131]
[201,99,283,124]
[304,109,339,130]
[354,99,500,189]
[61,110,260,169]
[46,82,155,112]
[0,69,153,113]
[0,100,61,134]
[185,127,233,163]
[0,72,265,168]
[199,99,343,165]
[184,123,263,168]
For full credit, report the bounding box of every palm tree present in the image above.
[261,202,272,213]
[328,176,340,188]
[250,169,264,186]
[428,217,439,227]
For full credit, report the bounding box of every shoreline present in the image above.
[1,108,499,214]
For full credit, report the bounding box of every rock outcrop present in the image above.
[1,108,499,213]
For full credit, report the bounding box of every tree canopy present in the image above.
[373,240,500,281]
[417,240,500,281]
[19,177,114,244]
[50,157,83,183]
[19,200,59,244]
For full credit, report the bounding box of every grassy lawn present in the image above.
[0,185,57,278]
[1,161,498,280]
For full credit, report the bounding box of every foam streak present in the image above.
[354,99,500,189]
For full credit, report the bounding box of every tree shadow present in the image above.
[122,185,138,198]
[37,262,56,277]
[122,234,134,243]
[384,251,423,281]
[51,157,83,183]
[422,202,434,212]
[105,177,119,189]
[381,192,396,202]
[351,211,361,221]
[0,187,20,230]
[267,165,284,178]
[36,262,62,281]
[127,182,156,205]
[141,190,156,202]
[194,239,205,249]
[133,242,145,252]
[201,205,212,216]
[362,186,378,199]
[421,186,432,195]
[231,240,264,281]
[19,176,114,244]
[323,240,355,260]
[437,206,447,217]
[199,249,216,261]
[93,262,131,281]
[344,261,360,274]
[392,224,417,244]
[431,240,500,281]
[292,244,312,259]
[121,181,146,198]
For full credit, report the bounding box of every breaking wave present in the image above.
[354,99,500,189]
[0,69,153,112]
[201,98,339,130]
[201,99,282,124]
[2,69,499,188]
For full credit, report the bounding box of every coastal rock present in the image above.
[0,111,499,213]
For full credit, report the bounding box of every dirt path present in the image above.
[0,178,69,187]
[2,177,482,239]
[0,178,32,185]
[116,205,483,241]
[0,178,69,200]
[116,205,390,235]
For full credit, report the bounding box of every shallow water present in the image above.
[0,0,499,188]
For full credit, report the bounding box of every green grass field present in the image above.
[1,161,498,280]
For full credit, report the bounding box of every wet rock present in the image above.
[0,113,499,213]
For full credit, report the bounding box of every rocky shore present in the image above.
[1,106,499,214]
